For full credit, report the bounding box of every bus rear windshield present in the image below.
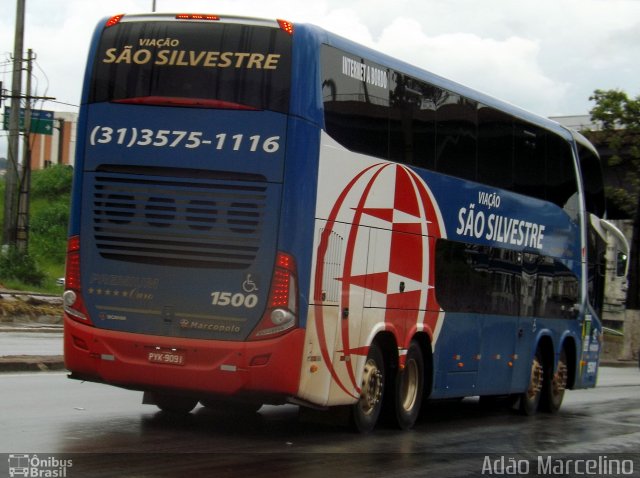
[89,20,292,113]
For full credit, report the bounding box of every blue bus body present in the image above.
[65,14,604,430]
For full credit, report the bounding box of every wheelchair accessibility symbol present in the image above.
[242,274,259,293]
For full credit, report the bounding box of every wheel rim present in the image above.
[400,358,419,412]
[527,356,544,400]
[551,357,568,400]
[360,358,383,416]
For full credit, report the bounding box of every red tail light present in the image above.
[105,14,124,28]
[249,252,298,340]
[277,19,294,35]
[176,14,220,21]
[63,236,92,324]
[65,236,81,290]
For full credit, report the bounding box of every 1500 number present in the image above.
[211,291,259,308]
[89,125,281,153]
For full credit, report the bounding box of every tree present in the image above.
[589,89,640,308]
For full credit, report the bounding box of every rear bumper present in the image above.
[64,314,305,402]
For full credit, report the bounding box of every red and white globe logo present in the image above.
[313,162,446,397]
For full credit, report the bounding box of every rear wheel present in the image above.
[519,349,544,416]
[351,341,385,433]
[153,393,198,414]
[394,340,424,430]
[540,348,568,413]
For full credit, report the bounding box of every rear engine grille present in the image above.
[91,168,268,269]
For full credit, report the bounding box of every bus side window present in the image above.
[513,122,546,202]
[547,134,579,220]
[477,106,513,190]
[435,93,478,181]
[321,46,390,161]
[389,73,436,170]
[578,143,605,217]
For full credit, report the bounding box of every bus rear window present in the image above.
[89,20,291,113]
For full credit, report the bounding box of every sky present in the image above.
[1,0,640,157]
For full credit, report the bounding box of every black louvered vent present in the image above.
[91,167,267,269]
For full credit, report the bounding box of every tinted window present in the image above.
[513,122,546,201]
[547,134,579,218]
[436,95,477,180]
[90,21,292,112]
[435,239,579,319]
[389,73,436,169]
[322,45,390,158]
[578,143,605,216]
[587,222,606,315]
[321,45,580,218]
[478,106,513,189]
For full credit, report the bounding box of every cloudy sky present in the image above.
[1,0,639,156]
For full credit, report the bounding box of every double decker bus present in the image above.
[64,13,611,432]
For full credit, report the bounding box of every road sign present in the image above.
[2,106,54,135]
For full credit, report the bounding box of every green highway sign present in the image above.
[2,107,54,135]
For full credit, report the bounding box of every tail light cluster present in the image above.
[249,252,298,340]
[105,14,294,36]
[63,236,92,324]
[63,238,298,338]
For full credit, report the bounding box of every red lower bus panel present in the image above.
[64,314,305,400]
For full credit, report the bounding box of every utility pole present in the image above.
[56,118,65,165]
[16,48,33,252]
[3,0,25,246]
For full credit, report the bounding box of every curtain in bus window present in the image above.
[435,94,477,181]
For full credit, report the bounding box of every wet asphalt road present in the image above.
[1,367,639,477]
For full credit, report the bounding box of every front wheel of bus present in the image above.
[394,340,424,430]
[519,349,543,416]
[351,341,385,433]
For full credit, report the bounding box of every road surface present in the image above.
[1,367,639,477]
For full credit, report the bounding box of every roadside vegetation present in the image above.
[0,164,72,293]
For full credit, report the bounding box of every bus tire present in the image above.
[394,340,424,430]
[351,341,385,433]
[153,393,198,414]
[540,348,568,413]
[519,348,544,416]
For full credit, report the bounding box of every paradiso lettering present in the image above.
[456,191,546,250]
[102,38,281,69]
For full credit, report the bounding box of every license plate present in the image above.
[148,350,186,366]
